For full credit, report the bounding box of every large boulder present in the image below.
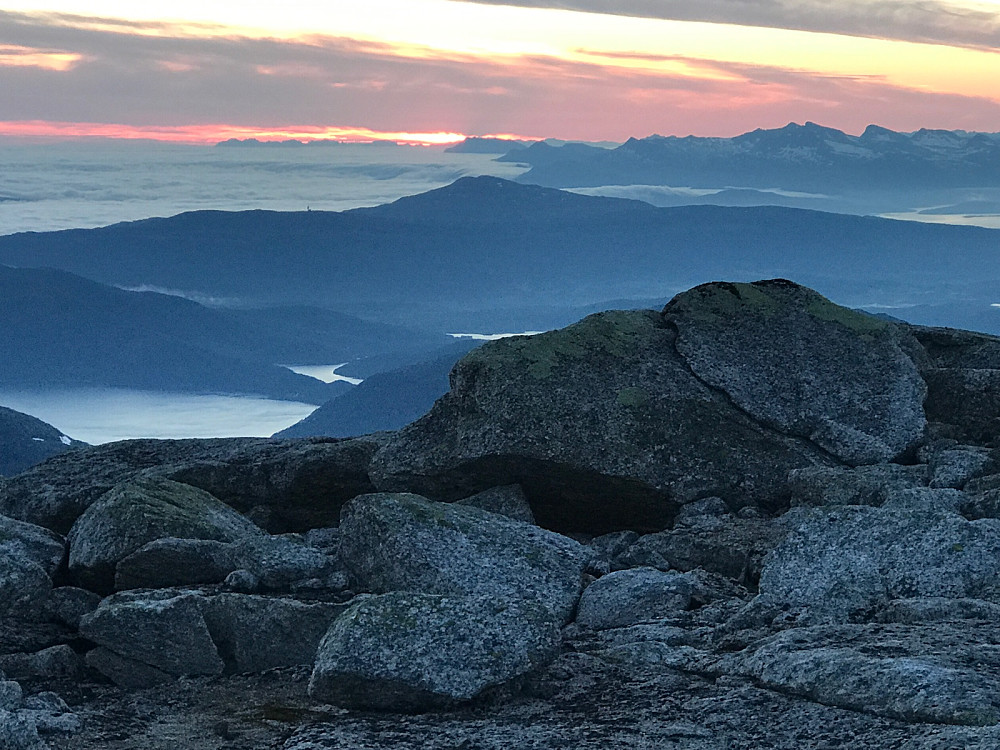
[0,436,380,534]
[79,592,224,679]
[201,594,346,674]
[575,567,693,630]
[666,280,926,465]
[371,303,837,532]
[339,493,590,623]
[915,327,1000,447]
[757,505,1000,623]
[67,477,266,593]
[308,592,561,711]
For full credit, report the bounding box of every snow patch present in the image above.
[59,435,72,445]
[32,437,44,442]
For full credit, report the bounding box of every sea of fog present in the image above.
[0,140,527,235]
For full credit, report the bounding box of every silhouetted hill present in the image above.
[445,137,529,154]
[0,266,376,403]
[509,122,1000,191]
[275,340,482,438]
[0,405,86,476]
[1,177,998,330]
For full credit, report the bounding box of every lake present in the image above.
[0,388,317,445]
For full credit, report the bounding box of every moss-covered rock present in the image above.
[371,305,836,532]
[67,477,266,593]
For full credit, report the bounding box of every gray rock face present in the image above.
[0,436,380,535]
[915,327,1000,447]
[731,624,1000,726]
[575,568,693,630]
[0,515,65,578]
[758,506,1000,623]
[454,484,536,524]
[617,516,790,585]
[114,538,239,591]
[201,594,345,674]
[309,592,561,711]
[339,493,590,623]
[371,306,834,532]
[788,464,928,508]
[79,593,224,679]
[67,477,266,593]
[666,280,926,465]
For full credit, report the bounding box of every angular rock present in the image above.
[0,515,65,577]
[915,327,1000,447]
[575,568,693,630]
[928,446,998,489]
[758,506,1000,623]
[21,691,81,735]
[79,593,223,679]
[42,586,101,629]
[788,464,928,508]
[0,436,380,535]
[455,484,536,524]
[229,534,339,591]
[666,280,926,465]
[617,516,790,585]
[0,645,80,681]
[339,493,590,622]
[0,708,44,750]
[963,488,1000,520]
[371,306,834,532]
[308,592,561,711]
[0,679,22,709]
[114,538,239,591]
[881,487,965,514]
[83,647,172,689]
[0,555,51,620]
[201,594,345,674]
[67,476,266,593]
[731,623,1000,726]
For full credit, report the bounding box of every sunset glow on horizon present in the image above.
[1,1,998,143]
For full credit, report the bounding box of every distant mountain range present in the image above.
[0,405,85,476]
[1,177,997,332]
[500,122,1000,193]
[0,266,448,403]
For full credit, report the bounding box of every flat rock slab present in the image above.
[309,591,561,711]
[729,622,1000,726]
[666,280,926,465]
[339,492,589,623]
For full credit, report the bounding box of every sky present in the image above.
[1,0,999,143]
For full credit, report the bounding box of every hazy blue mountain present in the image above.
[0,265,401,403]
[445,137,529,154]
[0,405,86,476]
[507,122,1000,192]
[1,177,998,331]
[275,339,482,438]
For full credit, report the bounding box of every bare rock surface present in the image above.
[371,306,835,532]
[757,505,1000,623]
[309,591,562,711]
[339,492,590,622]
[667,280,926,465]
[0,436,380,535]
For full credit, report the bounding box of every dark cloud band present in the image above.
[461,0,1000,50]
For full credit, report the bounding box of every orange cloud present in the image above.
[0,43,81,70]
[0,119,504,145]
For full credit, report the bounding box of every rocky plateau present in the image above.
[2,279,1000,749]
